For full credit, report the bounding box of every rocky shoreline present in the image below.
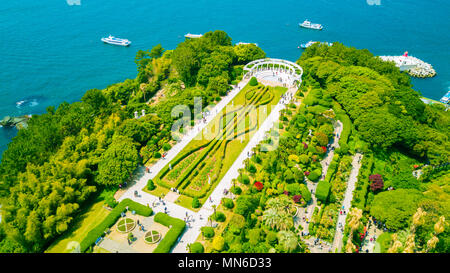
[379,55,436,78]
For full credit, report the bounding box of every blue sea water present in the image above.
[0,0,449,157]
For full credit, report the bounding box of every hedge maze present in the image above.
[152,83,287,202]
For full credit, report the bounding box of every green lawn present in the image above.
[374,232,393,253]
[45,191,112,253]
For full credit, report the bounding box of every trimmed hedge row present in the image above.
[324,154,340,183]
[80,198,153,252]
[351,154,374,210]
[332,101,352,147]
[316,180,331,202]
[153,213,186,253]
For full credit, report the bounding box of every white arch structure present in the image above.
[243,58,303,87]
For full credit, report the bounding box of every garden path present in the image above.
[331,153,363,252]
[297,121,343,232]
[98,237,139,253]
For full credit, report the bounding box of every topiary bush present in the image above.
[189,242,204,253]
[213,235,225,251]
[222,198,234,209]
[192,197,201,209]
[146,179,156,191]
[154,152,162,158]
[162,143,172,151]
[316,180,331,202]
[201,226,215,238]
[308,169,322,182]
[249,77,258,86]
[230,186,242,195]
[238,174,250,184]
[211,211,226,222]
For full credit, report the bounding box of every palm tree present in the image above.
[262,208,293,231]
[263,208,280,230]
[266,195,293,213]
[277,230,298,252]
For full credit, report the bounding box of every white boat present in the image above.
[236,42,259,47]
[184,33,203,39]
[299,20,323,30]
[101,35,131,46]
[440,91,450,104]
[299,41,332,49]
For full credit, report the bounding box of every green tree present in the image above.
[97,135,139,187]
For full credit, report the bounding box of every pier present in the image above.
[379,54,436,78]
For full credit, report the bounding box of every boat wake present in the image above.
[16,97,40,108]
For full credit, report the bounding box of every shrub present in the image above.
[153,213,186,253]
[238,174,250,184]
[154,152,162,158]
[316,180,331,202]
[308,170,322,182]
[189,242,204,253]
[192,197,201,208]
[222,198,234,209]
[211,211,226,222]
[201,226,215,238]
[249,77,258,86]
[248,164,257,173]
[230,186,242,195]
[162,143,172,151]
[213,236,225,251]
[254,181,264,191]
[286,183,302,195]
[146,179,156,191]
[299,184,312,203]
[104,192,118,208]
[80,199,152,252]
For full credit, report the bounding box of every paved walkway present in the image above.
[331,153,363,252]
[98,237,139,253]
[297,120,343,238]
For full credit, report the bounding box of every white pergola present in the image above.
[243,58,303,87]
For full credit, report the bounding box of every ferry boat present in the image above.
[299,41,332,49]
[101,35,131,46]
[236,42,259,47]
[184,33,203,39]
[299,20,323,30]
[440,90,450,104]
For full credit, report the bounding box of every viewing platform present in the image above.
[379,53,436,78]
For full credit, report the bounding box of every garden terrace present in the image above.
[151,82,287,207]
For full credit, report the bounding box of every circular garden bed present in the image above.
[116,218,136,233]
[144,230,162,244]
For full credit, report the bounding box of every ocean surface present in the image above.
[0,0,449,157]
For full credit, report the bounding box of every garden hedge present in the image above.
[80,198,153,252]
[249,77,258,86]
[153,213,186,253]
[316,180,331,202]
